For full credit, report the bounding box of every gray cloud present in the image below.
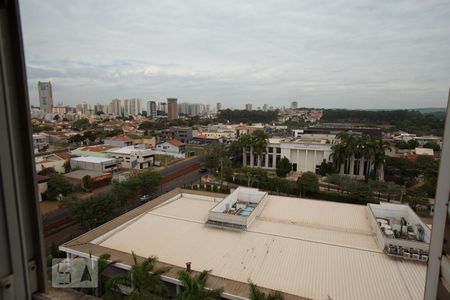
[20,0,450,109]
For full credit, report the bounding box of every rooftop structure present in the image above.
[368,203,431,262]
[60,188,426,300]
[206,187,268,230]
[70,156,121,172]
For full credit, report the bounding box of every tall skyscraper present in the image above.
[110,99,122,116]
[38,81,53,113]
[147,101,157,118]
[123,99,130,116]
[245,103,252,111]
[158,102,167,113]
[167,98,178,120]
[263,104,268,111]
[216,102,222,111]
[291,101,298,109]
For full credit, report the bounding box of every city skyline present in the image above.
[21,0,450,109]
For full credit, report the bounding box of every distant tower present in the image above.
[216,102,222,112]
[38,81,53,113]
[147,101,157,118]
[263,104,268,111]
[291,101,298,109]
[110,99,122,116]
[245,103,252,111]
[167,98,178,120]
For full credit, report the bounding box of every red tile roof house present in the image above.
[156,139,186,154]
[103,135,136,147]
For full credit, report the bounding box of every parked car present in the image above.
[139,194,152,202]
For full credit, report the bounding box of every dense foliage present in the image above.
[396,139,419,149]
[321,109,444,136]
[105,252,170,299]
[276,157,292,177]
[72,118,91,130]
[230,169,379,205]
[217,109,279,124]
[62,171,161,230]
[139,117,215,132]
[297,172,320,197]
[249,283,284,300]
[177,270,223,300]
[46,173,71,200]
[385,155,439,197]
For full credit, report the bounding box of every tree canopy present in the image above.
[297,172,319,197]
[276,157,292,177]
[46,173,71,200]
[177,270,223,300]
[321,109,444,136]
[72,118,91,130]
[217,109,279,124]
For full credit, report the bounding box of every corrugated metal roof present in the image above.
[97,193,426,300]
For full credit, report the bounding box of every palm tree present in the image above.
[251,131,269,167]
[239,134,252,167]
[371,138,390,181]
[330,143,346,175]
[177,270,223,300]
[104,252,170,300]
[249,283,284,300]
[96,253,121,297]
[338,133,362,176]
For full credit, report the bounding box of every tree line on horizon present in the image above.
[321,109,445,136]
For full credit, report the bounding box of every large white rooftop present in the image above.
[91,192,426,300]
[106,146,154,155]
[71,156,116,163]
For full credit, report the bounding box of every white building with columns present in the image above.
[243,135,336,173]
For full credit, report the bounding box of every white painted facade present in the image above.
[243,135,335,173]
[107,146,155,169]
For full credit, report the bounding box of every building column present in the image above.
[349,155,355,177]
[314,150,317,171]
[250,147,254,167]
[265,150,269,168]
[242,148,247,167]
[305,150,308,172]
[359,158,365,177]
[273,153,277,169]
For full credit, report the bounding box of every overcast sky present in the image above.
[20,0,450,109]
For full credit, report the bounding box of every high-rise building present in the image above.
[291,101,298,109]
[158,102,167,113]
[123,98,141,116]
[245,103,252,111]
[132,98,141,115]
[263,104,268,111]
[110,99,122,116]
[217,102,222,111]
[147,101,157,118]
[94,104,103,114]
[123,99,130,116]
[38,81,53,113]
[168,98,178,120]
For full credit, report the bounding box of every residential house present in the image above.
[106,146,155,169]
[156,139,186,154]
[70,156,121,173]
[32,134,49,153]
[103,135,135,147]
